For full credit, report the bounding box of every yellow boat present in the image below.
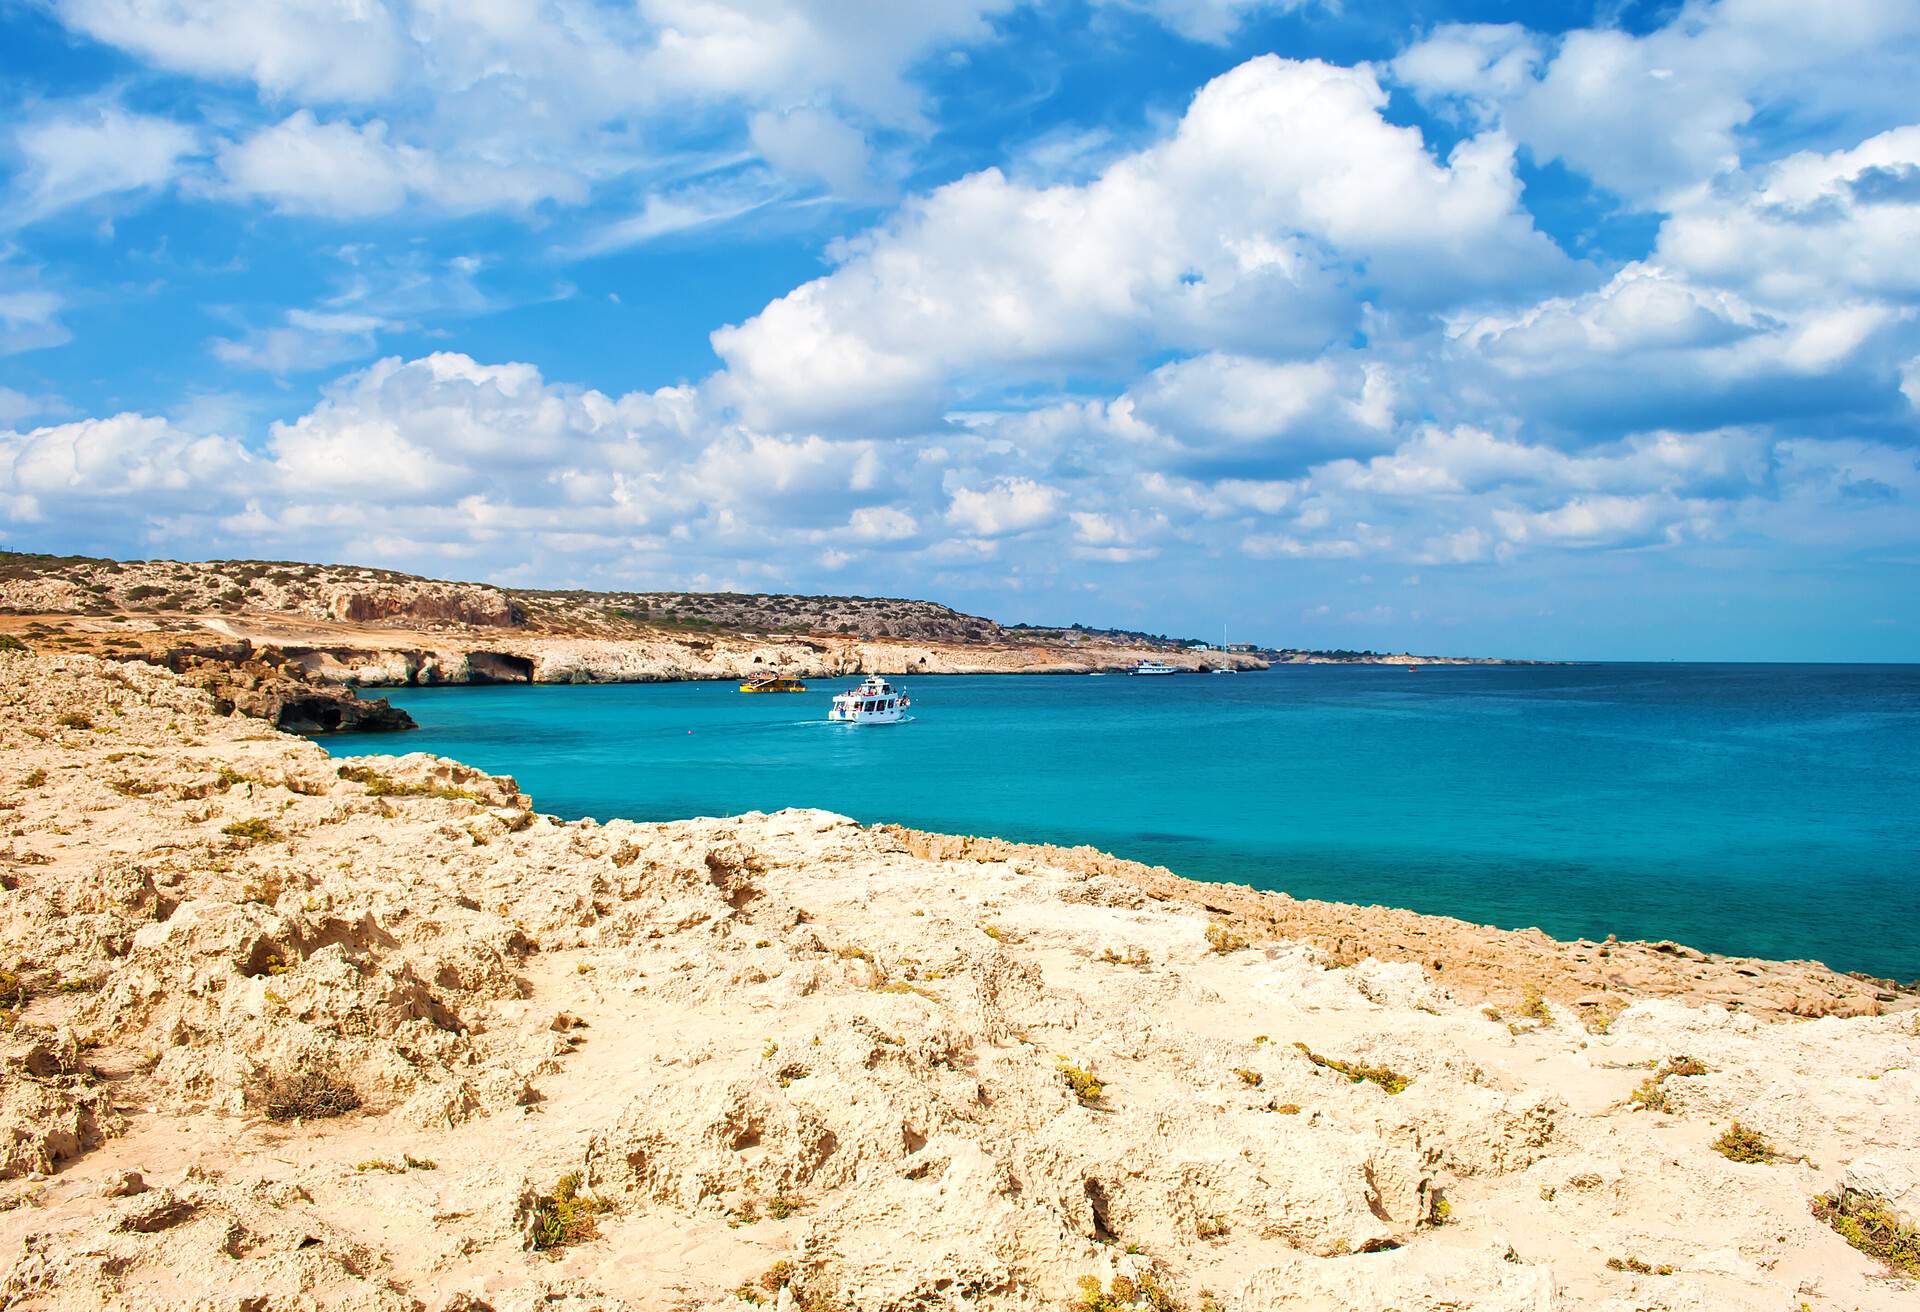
[739,673,808,693]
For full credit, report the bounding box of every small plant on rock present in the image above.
[241,871,285,904]
[1713,1122,1779,1164]
[0,634,28,653]
[1630,1055,1709,1113]
[1629,1076,1672,1113]
[0,966,25,1024]
[1071,1273,1181,1312]
[1204,922,1248,955]
[766,1194,802,1220]
[530,1171,611,1250]
[223,817,279,843]
[1606,1255,1674,1275]
[1813,1189,1920,1275]
[1519,987,1552,1024]
[1232,1067,1262,1088]
[1293,1042,1410,1094]
[1058,1059,1105,1108]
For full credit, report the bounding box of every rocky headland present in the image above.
[2,649,1916,1311]
[0,555,1534,735]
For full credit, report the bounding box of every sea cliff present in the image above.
[4,651,1914,1311]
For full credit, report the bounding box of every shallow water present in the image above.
[339,663,1920,980]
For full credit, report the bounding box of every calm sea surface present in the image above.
[337,664,1920,980]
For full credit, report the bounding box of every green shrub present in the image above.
[530,1171,610,1250]
[0,634,27,653]
[1520,987,1552,1023]
[1712,1122,1778,1164]
[1071,1273,1181,1312]
[1204,922,1249,954]
[1058,1059,1105,1107]
[1813,1190,1920,1275]
[222,817,279,843]
[1630,1055,1709,1113]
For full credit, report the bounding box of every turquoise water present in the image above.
[338,664,1920,980]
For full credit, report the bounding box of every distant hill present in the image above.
[0,551,1008,645]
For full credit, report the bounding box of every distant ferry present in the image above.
[828,674,911,724]
[739,671,807,693]
[1130,659,1179,676]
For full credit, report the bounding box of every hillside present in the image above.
[0,552,1004,644]
[2,649,1915,1311]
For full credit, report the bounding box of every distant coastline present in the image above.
[0,551,1541,726]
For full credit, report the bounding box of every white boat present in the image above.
[1130,659,1179,676]
[828,674,912,724]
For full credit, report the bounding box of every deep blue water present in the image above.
[336,664,1920,981]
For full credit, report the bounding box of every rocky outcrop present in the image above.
[325,581,525,629]
[3,651,1914,1312]
[157,643,415,733]
[880,827,1896,1022]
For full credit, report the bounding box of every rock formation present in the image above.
[2,650,1914,1311]
[158,642,416,733]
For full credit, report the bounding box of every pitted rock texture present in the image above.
[0,651,1915,1312]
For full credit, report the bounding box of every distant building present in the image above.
[1224,642,1257,652]
[1187,641,1214,650]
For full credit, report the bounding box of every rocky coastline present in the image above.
[1,554,1541,739]
[2,649,1917,1311]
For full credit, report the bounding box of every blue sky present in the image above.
[2,0,1917,660]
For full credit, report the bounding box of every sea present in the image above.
[337,663,1920,982]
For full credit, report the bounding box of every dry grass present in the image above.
[222,817,279,843]
[257,1066,361,1122]
[336,764,480,803]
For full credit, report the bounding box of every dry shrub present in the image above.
[257,1066,361,1122]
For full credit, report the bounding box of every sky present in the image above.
[1,0,1917,661]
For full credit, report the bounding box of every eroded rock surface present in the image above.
[1,651,1915,1311]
